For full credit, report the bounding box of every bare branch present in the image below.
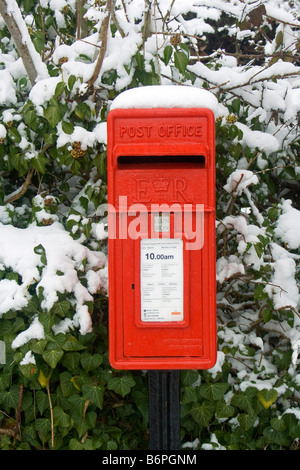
[87,0,114,89]
[0,0,48,85]
[4,167,35,205]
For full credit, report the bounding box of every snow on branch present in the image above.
[0,0,48,85]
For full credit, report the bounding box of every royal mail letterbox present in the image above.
[107,88,217,370]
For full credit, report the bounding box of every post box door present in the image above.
[120,208,214,359]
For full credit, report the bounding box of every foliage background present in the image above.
[0,0,299,450]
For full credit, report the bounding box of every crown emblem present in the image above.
[153,174,170,191]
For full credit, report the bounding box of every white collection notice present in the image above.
[140,238,184,322]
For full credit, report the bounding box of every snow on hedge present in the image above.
[0,3,299,443]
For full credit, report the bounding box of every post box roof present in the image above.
[110,85,219,115]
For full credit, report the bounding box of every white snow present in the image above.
[5,0,49,82]
[0,0,298,437]
[224,170,259,196]
[216,255,245,283]
[11,315,45,349]
[265,258,299,310]
[110,85,219,115]
[275,199,300,250]
[235,122,280,155]
[20,350,36,365]
[0,222,107,339]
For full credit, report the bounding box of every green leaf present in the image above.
[23,107,39,130]
[30,339,48,355]
[42,348,63,368]
[262,306,273,323]
[68,438,84,450]
[270,417,286,432]
[174,50,188,74]
[238,413,257,431]
[190,402,215,427]
[199,382,228,401]
[231,391,254,413]
[182,386,198,404]
[51,300,71,317]
[82,383,104,409]
[34,244,47,265]
[36,390,49,415]
[32,153,48,174]
[53,406,72,428]
[181,370,199,387]
[80,352,103,372]
[0,385,20,410]
[60,371,77,397]
[62,335,86,351]
[32,31,45,54]
[68,75,77,91]
[54,81,65,98]
[263,426,290,446]
[215,400,235,419]
[257,389,278,409]
[107,375,136,397]
[8,127,21,143]
[34,418,51,444]
[44,105,61,128]
[163,44,173,65]
[62,120,74,134]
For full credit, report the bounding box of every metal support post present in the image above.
[148,370,180,450]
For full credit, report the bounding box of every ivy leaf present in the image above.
[82,383,104,409]
[42,348,63,368]
[80,352,103,372]
[238,412,257,431]
[257,389,278,409]
[216,400,235,419]
[36,390,49,415]
[53,406,72,428]
[68,438,84,450]
[34,418,51,444]
[60,371,77,397]
[0,385,20,410]
[231,391,254,413]
[199,382,228,401]
[51,300,71,317]
[182,386,198,404]
[190,402,215,427]
[263,426,290,446]
[62,335,86,351]
[107,375,136,397]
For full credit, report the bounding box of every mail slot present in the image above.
[107,95,217,370]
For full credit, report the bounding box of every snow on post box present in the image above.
[107,86,218,370]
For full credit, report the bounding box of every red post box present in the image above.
[107,87,217,370]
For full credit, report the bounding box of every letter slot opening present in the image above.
[117,155,206,168]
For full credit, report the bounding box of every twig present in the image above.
[46,383,54,448]
[76,0,82,40]
[14,384,23,444]
[87,0,114,88]
[0,0,46,85]
[4,167,35,205]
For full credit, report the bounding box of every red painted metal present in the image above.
[107,107,217,369]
